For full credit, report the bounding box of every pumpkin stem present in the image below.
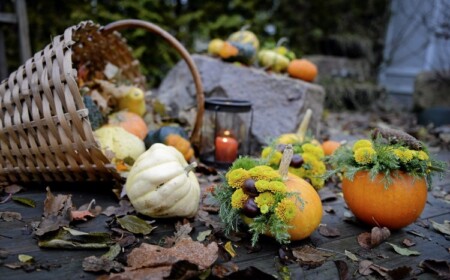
[239,24,251,31]
[295,108,312,142]
[184,162,198,174]
[276,37,289,48]
[278,144,293,181]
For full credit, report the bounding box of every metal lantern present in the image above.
[200,98,253,168]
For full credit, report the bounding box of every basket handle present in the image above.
[102,19,204,150]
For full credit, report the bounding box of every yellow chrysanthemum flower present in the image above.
[261,147,283,165]
[275,198,297,222]
[416,150,429,161]
[354,147,376,164]
[255,192,275,208]
[352,139,373,152]
[249,166,280,181]
[255,180,270,192]
[260,204,269,214]
[268,181,288,193]
[231,188,248,209]
[311,177,325,190]
[301,143,324,158]
[226,168,251,188]
[393,148,414,163]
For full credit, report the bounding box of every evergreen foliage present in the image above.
[2,0,389,88]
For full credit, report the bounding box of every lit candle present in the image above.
[215,130,238,163]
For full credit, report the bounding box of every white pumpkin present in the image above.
[125,143,200,218]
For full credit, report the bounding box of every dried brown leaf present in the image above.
[371,227,390,247]
[357,227,390,249]
[212,262,240,278]
[71,210,95,221]
[292,245,333,267]
[358,260,374,276]
[102,200,134,217]
[386,266,412,279]
[334,260,349,280]
[5,184,22,194]
[0,211,22,222]
[357,232,372,249]
[402,238,415,247]
[419,259,450,278]
[35,187,73,236]
[164,221,193,247]
[82,255,123,273]
[196,209,224,230]
[127,238,218,270]
[318,224,340,237]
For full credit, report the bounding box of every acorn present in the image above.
[242,179,258,197]
[242,197,260,218]
[290,154,304,168]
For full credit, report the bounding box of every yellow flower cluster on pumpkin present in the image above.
[275,198,297,222]
[255,192,275,209]
[255,180,287,193]
[416,150,429,161]
[231,188,248,209]
[226,168,251,188]
[289,153,326,190]
[301,143,324,158]
[393,148,414,163]
[352,139,372,152]
[261,147,283,165]
[354,147,376,164]
[249,165,280,181]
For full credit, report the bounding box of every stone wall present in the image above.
[155,55,326,152]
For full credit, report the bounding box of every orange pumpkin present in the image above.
[321,140,341,156]
[342,171,427,229]
[284,173,323,240]
[165,134,194,161]
[107,111,148,140]
[287,59,318,82]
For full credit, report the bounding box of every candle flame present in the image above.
[223,138,228,143]
[224,130,231,136]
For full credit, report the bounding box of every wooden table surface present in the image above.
[1,168,449,280]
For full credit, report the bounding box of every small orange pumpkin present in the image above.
[287,59,318,82]
[284,173,323,240]
[107,111,148,140]
[165,134,194,161]
[243,173,322,241]
[321,140,341,156]
[342,171,427,229]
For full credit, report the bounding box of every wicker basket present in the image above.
[0,19,204,183]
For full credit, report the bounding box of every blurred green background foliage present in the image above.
[2,0,389,88]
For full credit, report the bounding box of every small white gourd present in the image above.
[125,143,200,218]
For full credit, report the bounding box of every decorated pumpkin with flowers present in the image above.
[327,128,447,229]
[261,142,326,190]
[261,109,327,191]
[214,146,322,245]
